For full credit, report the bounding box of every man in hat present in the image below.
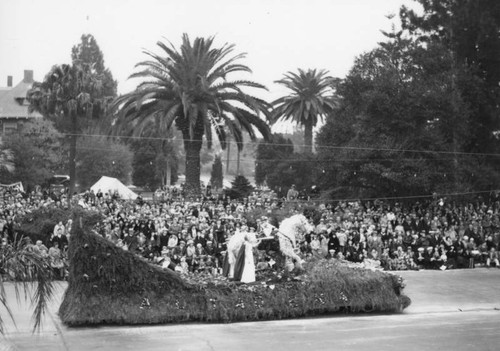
[286,185,299,201]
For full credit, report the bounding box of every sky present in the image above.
[0,0,419,133]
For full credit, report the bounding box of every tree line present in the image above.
[1,0,499,201]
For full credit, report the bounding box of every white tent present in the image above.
[90,176,138,200]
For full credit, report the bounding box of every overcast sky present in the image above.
[0,0,418,100]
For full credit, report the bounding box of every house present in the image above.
[0,70,42,135]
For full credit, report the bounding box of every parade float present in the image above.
[58,211,410,326]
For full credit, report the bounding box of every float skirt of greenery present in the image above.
[59,222,410,326]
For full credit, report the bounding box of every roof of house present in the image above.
[0,76,42,119]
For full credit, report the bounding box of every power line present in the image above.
[279,189,500,203]
[25,130,500,158]
[73,146,496,164]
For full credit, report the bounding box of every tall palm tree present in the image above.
[272,69,337,154]
[113,34,271,195]
[27,62,105,202]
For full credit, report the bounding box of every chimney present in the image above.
[23,70,34,83]
[7,76,13,87]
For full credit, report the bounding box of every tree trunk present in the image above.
[184,139,203,197]
[226,136,231,174]
[304,118,313,154]
[237,149,241,175]
[68,132,77,206]
[166,160,172,187]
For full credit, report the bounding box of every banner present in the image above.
[0,181,24,193]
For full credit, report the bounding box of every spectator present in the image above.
[48,241,65,279]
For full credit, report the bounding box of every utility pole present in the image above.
[226,136,231,174]
[237,149,241,175]
[166,159,171,187]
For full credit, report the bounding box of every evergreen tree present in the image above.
[130,140,158,189]
[227,175,253,199]
[316,25,500,198]
[72,34,117,98]
[400,0,500,154]
[210,155,223,190]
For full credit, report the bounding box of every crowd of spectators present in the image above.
[2,185,500,280]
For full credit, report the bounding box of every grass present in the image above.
[59,214,410,326]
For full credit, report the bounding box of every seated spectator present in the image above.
[48,241,65,279]
[486,247,499,268]
[310,234,321,257]
[32,240,49,257]
[167,234,179,248]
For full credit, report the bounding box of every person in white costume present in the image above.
[226,226,246,279]
[239,227,261,283]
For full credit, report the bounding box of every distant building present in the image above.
[0,70,42,135]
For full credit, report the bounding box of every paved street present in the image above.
[1,268,500,351]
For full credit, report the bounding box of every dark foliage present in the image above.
[72,33,117,99]
[225,175,253,200]
[316,22,500,199]
[210,155,224,190]
[16,207,103,246]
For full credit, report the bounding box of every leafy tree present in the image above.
[130,140,158,189]
[118,114,180,189]
[272,69,337,153]
[113,34,271,195]
[400,0,500,155]
[0,119,64,190]
[0,140,14,176]
[226,175,253,199]
[0,146,14,174]
[72,34,117,98]
[154,149,179,187]
[255,134,317,197]
[255,134,293,185]
[210,155,223,190]
[76,136,133,190]
[27,62,107,199]
[316,27,498,198]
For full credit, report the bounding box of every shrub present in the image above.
[225,175,253,199]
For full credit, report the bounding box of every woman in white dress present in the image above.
[226,228,246,279]
[239,228,261,283]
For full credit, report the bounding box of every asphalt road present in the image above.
[1,268,500,351]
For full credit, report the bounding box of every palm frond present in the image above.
[0,235,55,334]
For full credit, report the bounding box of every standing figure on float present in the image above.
[233,226,261,283]
[225,224,246,280]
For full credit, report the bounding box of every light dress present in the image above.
[240,232,259,283]
[227,229,246,279]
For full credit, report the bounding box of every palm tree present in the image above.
[0,236,55,334]
[272,69,337,154]
[27,62,106,202]
[113,34,271,195]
